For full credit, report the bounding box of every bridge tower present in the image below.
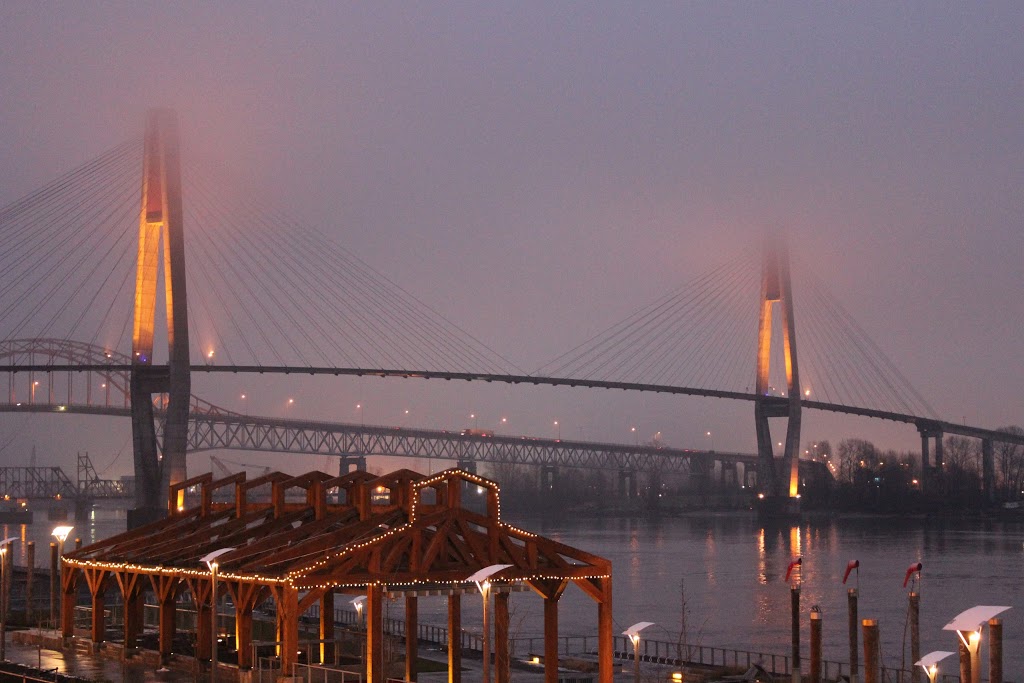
[129,109,191,526]
[754,236,802,513]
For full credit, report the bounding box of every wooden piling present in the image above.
[909,592,920,683]
[989,618,1002,683]
[25,542,34,624]
[791,586,800,683]
[809,608,822,683]
[958,639,971,683]
[848,589,858,683]
[862,619,879,683]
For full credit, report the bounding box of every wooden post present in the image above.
[809,608,821,683]
[989,618,1002,683]
[544,596,559,683]
[862,619,879,683]
[597,578,613,683]
[236,604,254,670]
[195,584,212,664]
[278,586,299,678]
[494,591,509,683]
[320,591,335,665]
[848,589,858,683]
[25,542,34,624]
[366,584,384,683]
[124,583,143,651]
[406,594,419,682]
[60,566,76,639]
[958,639,971,683]
[448,593,462,683]
[909,593,920,683]
[791,586,800,683]
[152,576,178,665]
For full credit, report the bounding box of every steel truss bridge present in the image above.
[0,453,132,502]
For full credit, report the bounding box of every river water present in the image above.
[6,507,1021,675]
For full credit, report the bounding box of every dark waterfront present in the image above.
[6,506,1022,676]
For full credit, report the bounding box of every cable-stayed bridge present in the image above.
[1,110,1019,521]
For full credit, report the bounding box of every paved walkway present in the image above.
[3,629,640,682]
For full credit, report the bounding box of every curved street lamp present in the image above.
[51,526,73,632]
[916,651,954,683]
[201,548,235,683]
[623,621,654,683]
[468,564,513,683]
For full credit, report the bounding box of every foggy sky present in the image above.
[1,2,1022,475]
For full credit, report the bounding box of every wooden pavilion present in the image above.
[62,468,614,682]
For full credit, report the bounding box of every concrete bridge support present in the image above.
[754,236,803,512]
[982,439,995,503]
[456,458,477,474]
[339,456,367,474]
[719,461,739,490]
[618,468,637,499]
[918,426,944,492]
[540,464,558,493]
[129,110,191,528]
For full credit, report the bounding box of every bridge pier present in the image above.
[618,468,637,499]
[982,438,995,503]
[719,460,739,490]
[339,456,367,475]
[918,425,944,493]
[456,458,477,474]
[540,464,558,494]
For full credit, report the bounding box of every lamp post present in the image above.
[916,651,954,683]
[468,564,512,683]
[706,431,713,451]
[553,420,560,440]
[943,605,1011,683]
[52,526,73,632]
[623,621,654,683]
[0,536,17,661]
[351,595,366,628]
[201,548,234,683]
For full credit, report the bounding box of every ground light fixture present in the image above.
[916,651,954,683]
[467,564,513,683]
[201,548,235,683]
[623,621,654,683]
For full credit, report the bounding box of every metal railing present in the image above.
[292,663,363,683]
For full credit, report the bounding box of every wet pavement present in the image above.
[4,631,197,682]
[2,629,640,681]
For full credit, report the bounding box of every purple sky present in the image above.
[1,2,1022,476]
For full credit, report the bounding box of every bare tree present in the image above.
[994,426,1024,499]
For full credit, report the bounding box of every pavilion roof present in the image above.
[65,468,610,593]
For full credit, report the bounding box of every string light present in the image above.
[64,467,610,596]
